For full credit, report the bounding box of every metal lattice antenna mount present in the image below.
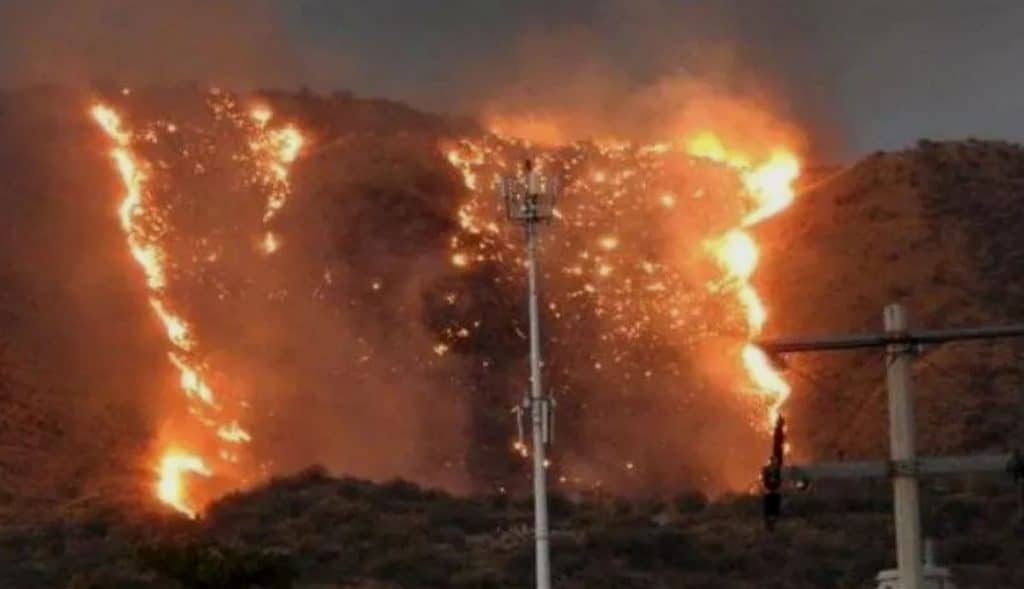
[499,160,560,223]
[498,157,560,589]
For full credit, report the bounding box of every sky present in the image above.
[2,0,1023,159]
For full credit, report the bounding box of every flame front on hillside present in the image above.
[445,124,800,450]
[92,87,797,505]
[693,133,800,425]
[91,95,303,517]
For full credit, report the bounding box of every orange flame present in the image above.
[693,132,799,425]
[446,130,800,431]
[93,96,308,515]
[91,100,304,517]
[93,103,222,516]
[711,229,758,281]
[157,451,212,518]
[248,106,304,251]
[740,151,800,226]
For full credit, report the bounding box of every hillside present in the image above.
[1,467,1020,588]
[0,85,475,524]
[761,140,1024,461]
[1,87,1023,587]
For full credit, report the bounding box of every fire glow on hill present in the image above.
[445,130,799,431]
[91,92,303,517]
[90,88,799,517]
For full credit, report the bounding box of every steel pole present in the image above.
[884,303,924,589]
[526,220,552,589]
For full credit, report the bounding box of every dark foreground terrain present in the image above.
[3,467,1021,589]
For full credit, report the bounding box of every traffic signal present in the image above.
[762,415,786,531]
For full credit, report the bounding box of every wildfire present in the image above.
[690,132,800,425]
[157,452,213,518]
[248,103,304,252]
[92,103,220,516]
[444,125,800,439]
[91,94,304,517]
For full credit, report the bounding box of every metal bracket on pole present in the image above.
[501,160,557,589]
[541,395,556,445]
[512,397,527,451]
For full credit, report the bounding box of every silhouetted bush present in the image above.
[674,490,708,514]
[363,542,459,587]
[138,541,296,589]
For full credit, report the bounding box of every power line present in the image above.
[759,303,1024,589]
[785,361,884,456]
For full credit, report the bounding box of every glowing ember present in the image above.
[247,107,304,243]
[451,252,469,267]
[217,421,253,444]
[261,231,281,254]
[598,235,619,251]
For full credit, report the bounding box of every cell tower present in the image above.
[501,158,559,589]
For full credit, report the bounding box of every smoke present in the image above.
[432,9,821,177]
[0,1,831,153]
[0,0,306,90]
[454,2,832,158]
[9,1,1024,159]
[244,131,474,490]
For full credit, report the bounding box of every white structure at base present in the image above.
[876,540,956,589]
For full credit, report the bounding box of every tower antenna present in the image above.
[500,158,560,589]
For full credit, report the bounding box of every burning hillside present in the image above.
[441,130,800,491]
[0,81,806,520]
[5,94,1024,585]
[1,85,802,519]
[91,92,303,516]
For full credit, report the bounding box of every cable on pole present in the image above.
[756,305,1024,588]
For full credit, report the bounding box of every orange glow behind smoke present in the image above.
[157,452,212,517]
[485,113,570,147]
[248,103,304,256]
[691,132,799,425]
[91,97,303,517]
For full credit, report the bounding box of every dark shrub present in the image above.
[138,541,296,589]
[674,490,708,514]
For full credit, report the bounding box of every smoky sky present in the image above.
[2,0,1024,159]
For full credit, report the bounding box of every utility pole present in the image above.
[501,159,559,589]
[885,304,924,589]
[759,303,1024,589]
